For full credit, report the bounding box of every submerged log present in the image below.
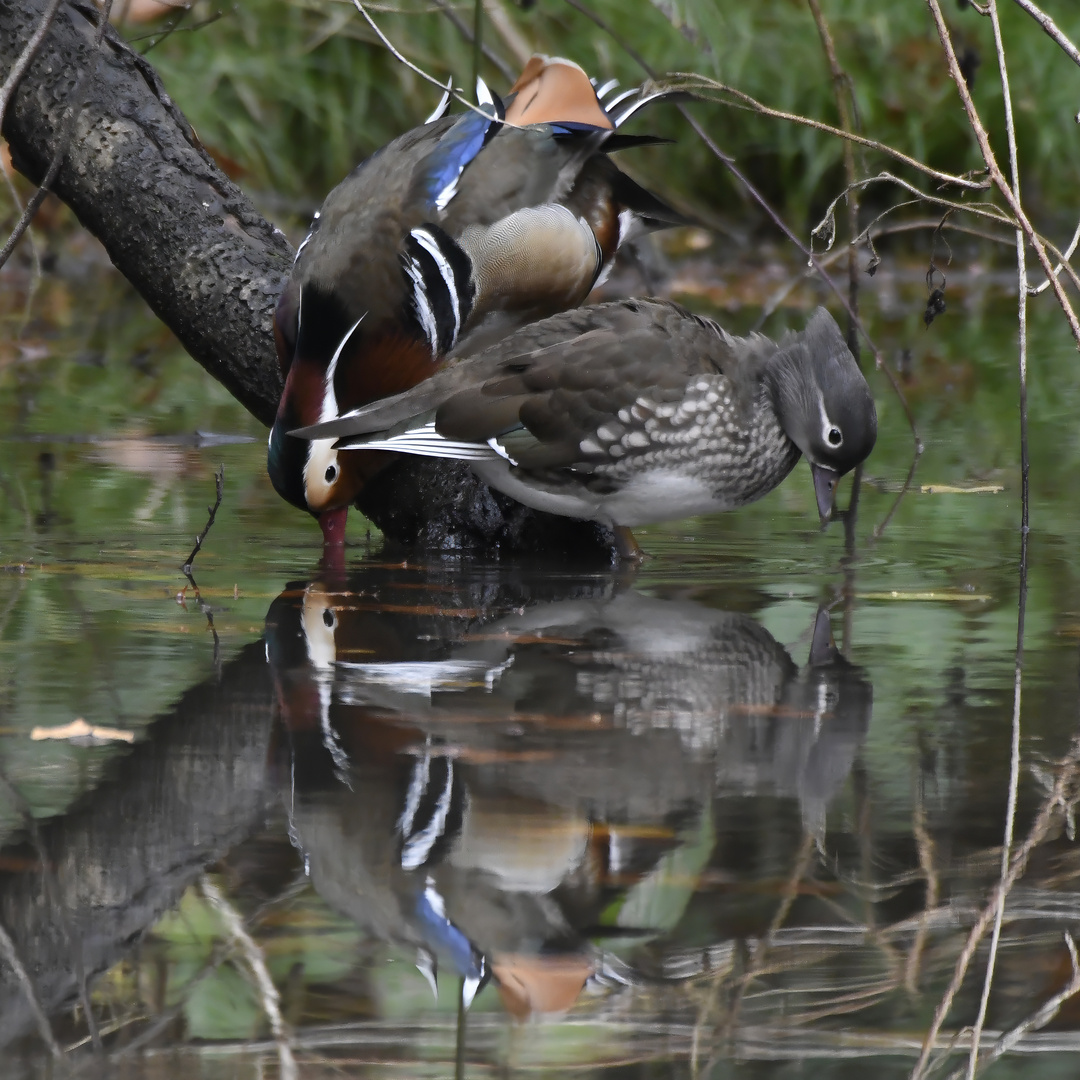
[0,0,617,559]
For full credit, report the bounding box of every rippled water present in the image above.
[3,268,1080,1078]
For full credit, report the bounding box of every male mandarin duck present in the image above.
[292,302,877,555]
[267,55,686,545]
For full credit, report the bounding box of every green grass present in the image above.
[137,0,1080,237]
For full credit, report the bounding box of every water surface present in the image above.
[2,256,1080,1078]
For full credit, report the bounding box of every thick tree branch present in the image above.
[0,0,289,425]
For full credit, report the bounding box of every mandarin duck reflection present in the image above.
[295,303,877,556]
[267,55,685,545]
[264,566,872,1016]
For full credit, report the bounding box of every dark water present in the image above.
[3,262,1080,1078]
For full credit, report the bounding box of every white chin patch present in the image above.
[303,440,340,510]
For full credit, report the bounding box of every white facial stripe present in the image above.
[321,314,366,424]
[411,228,461,341]
[404,255,439,351]
[817,390,841,446]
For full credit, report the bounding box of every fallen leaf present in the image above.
[30,719,135,743]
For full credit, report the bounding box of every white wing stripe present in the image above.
[403,256,439,351]
[339,420,498,461]
[411,228,462,341]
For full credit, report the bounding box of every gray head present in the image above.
[767,307,877,520]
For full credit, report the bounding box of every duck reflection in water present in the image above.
[264,564,872,1018]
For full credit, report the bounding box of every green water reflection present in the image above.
[3,269,1080,1077]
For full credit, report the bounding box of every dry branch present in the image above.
[925,0,1080,348]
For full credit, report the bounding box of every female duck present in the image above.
[292,302,877,554]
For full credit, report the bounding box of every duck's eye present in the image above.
[324,463,338,483]
[322,609,336,629]
[827,427,843,447]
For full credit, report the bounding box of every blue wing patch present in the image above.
[423,97,504,212]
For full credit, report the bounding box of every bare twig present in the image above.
[1009,0,1080,68]
[200,877,297,1080]
[0,918,61,1059]
[965,11,1029,1075]
[431,0,515,83]
[0,0,65,134]
[1030,217,1080,295]
[182,465,224,576]
[350,0,507,124]
[925,0,1080,348]
[657,75,990,192]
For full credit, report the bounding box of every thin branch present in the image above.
[0,0,64,134]
[965,11,1030,1071]
[0,918,61,1059]
[658,74,990,192]
[350,0,505,124]
[925,0,1080,348]
[1009,0,1080,68]
[1030,216,1080,295]
[181,464,224,576]
[430,0,515,83]
[0,0,115,272]
[200,877,297,1080]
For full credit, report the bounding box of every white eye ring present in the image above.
[826,426,843,447]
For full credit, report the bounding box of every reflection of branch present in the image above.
[0,918,61,1059]
[200,876,297,1080]
[911,735,1080,1080]
[904,779,939,994]
[958,935,1080,1078]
